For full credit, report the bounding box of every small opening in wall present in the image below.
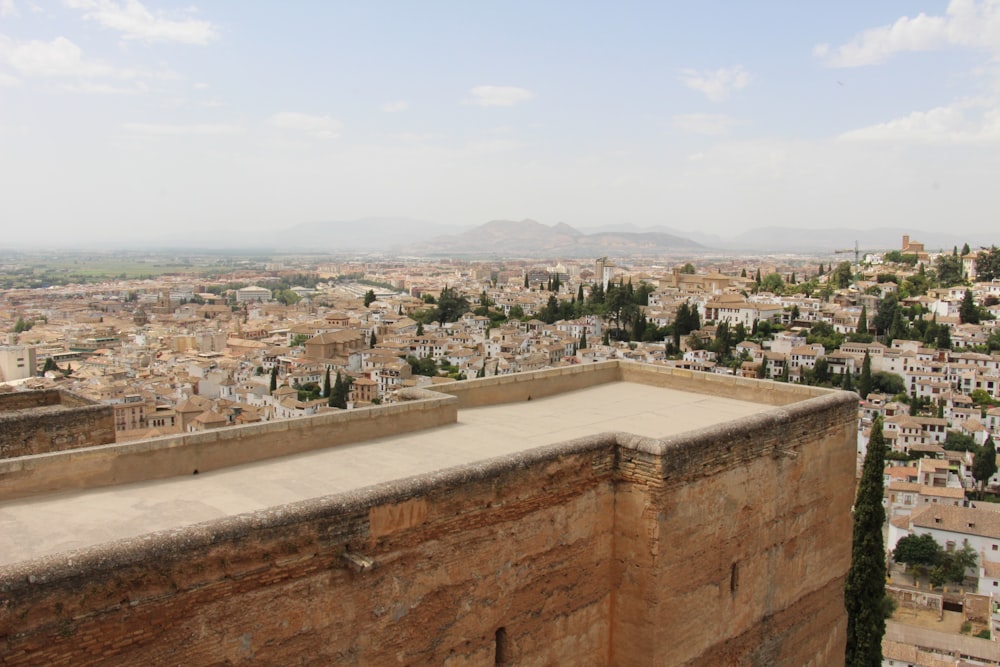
[495,627,508,665]
[730,562,739,594]
[192,469,199,475]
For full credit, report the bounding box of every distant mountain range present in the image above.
[273,219,989,257]
[26,215,990,256]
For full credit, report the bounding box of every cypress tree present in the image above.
[270,366,277,393]
[973,436,998,499]
[845,416,887,667]
[524,274,529,288]
[369,331,377,348]
[330,371,347,409]
[960,290,980,324]
[842,369,853,392]
[857,305,868,336]
[577,284,584,302]
[579,330,588,350]
[858,352,872,399]
[322,368,331,398]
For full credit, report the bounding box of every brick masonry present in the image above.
[0,366,857,666]
[0,390,113,460]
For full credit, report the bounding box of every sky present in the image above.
[2,1,1000,248]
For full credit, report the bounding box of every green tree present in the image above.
[813,357,831,385]
[322,368,331,398]
[434,286,470,324]
[363,289,376,307]
[845,415,887,667]
[579,330,588,350]
[759,272,785,294]
[680,262,696,274]
[832,261,854,289]
[872,371,906,396]
[416,321,424,336]
[858,352,873,399]
[329,371,350,409]
[856,305,868,336]
[935,254,964,287]
[369,331,377,348]
[976,246,1000,282]
[892,533,941,568]
[973,436,998,498]
[41,357,59,374]
[269,366,278,393]
[873,294,898,336]
[943,430,978,452]
[936,324,951,350]
[959,290,980,325]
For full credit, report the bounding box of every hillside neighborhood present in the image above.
[4,237,1000,665]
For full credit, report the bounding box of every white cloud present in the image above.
[63,80,149,94]
[816,0,1000,67]
[678,65,751,102]
[193,81,208,90]
[840,103,1000,143]
[381,100,408,113]
[65,0,217,45]
[1,0,19,18]
[0,35,124,78]
[0,71,20,86]
[124,122,243,136]
[270,111,341,139]
[465,85,534,107]
[672,113,739,136]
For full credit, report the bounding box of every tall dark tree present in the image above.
[936,324,952,350]
[434,286,470,324]
[856,305,868,336]
[416,321,424,336]
[858,352,873,399]
[322,368,331,398]
[269,366,278,393]
[976,246,1000,282]
[329,371,349,409]
[845,415,887,667]
[973,436,998,499]
[363,289,376,307]
[369,331,377,348]
[959,290,980,325]
[579,330,588,350]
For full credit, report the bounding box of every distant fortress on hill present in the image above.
[0,361,856,666]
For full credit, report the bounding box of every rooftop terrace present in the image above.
[0,361,829,568]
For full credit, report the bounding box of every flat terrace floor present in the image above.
[0,382,771,567]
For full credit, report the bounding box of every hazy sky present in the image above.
[2,1,1000,246]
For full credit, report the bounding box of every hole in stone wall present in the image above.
[495,627,508,665]
[730,562,739,594]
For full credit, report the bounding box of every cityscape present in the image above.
[3,234,1000,664]
[4,0,1000,664]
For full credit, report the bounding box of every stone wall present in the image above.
[0,392,458,501]
[0,384,857,666]
[0,390,114,460]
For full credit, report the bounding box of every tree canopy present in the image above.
[845,415,886,666]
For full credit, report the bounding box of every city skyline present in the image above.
[2,1,1000,247]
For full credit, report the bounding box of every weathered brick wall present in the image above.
[611,393,856,666]
[0,392,458,500]
[0,391,114,460]
[0,442,620,666]
[0,384,857,666]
